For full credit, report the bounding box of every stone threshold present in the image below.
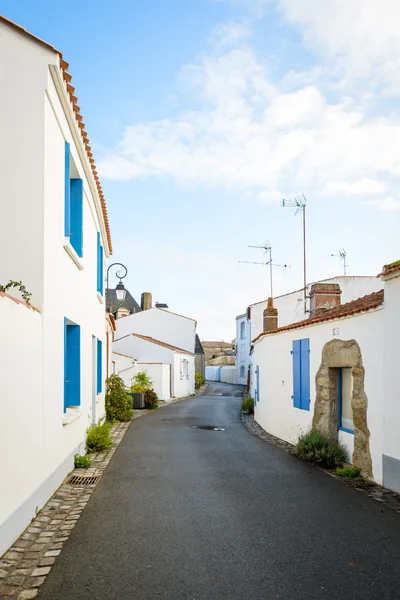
[0,390,200,600]
[241,412,400,515]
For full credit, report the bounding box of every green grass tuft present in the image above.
[335,466,361,478]
[241,396,254,415]
[74,454,92,469]
[86,423,113,453]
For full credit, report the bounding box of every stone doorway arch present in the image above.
[312,339,372,478]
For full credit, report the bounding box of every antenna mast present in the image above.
[281,194,307,313]
[331,249,347,276]
[239,241,289,298]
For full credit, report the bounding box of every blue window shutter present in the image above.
[300,338,310,411]
[70,179,83,257]
[255,365,260,403]
[64,318,67,413]
[97,232,104,294]
[97,339,102,394]
[292,340,301,408]
[64,143,71,237]
[65,323,81,408]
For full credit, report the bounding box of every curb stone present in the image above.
[0,417,136,599]
[241,412,400,515]
[0,390,200,599]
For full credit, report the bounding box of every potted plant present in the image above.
[130,371,153,409]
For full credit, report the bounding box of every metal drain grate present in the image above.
[191,425,226,431]
[67,475,100,486]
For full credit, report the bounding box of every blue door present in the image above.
[64,320,81,412]
[255,365,260,403]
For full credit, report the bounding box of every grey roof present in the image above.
[106,288,142,315]
[195,334,204,355]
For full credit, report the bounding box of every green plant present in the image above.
[131,370,153,393]
[241,396,254,415]
[86,423,113,453]
[294,429,347,469]
[0,280,32,305]
[105,374,133,422]
[144,388,159,410]
[335,466,361,478]
[195,372,205,390]
[74,454,92,469]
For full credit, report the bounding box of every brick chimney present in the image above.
[309,283,341,316]
[263,297,278,332]
[141,292,152,311]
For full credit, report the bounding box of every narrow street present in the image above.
[38,383,400,600]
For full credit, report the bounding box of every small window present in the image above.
[180,359,189,380]
[240,365,245,378]
[338,368,354,433]
[240,321,245,339]
[112,361,116,374]
[65,142,83,257]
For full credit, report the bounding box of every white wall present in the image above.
[113,335,194,398]
[112,351,135,372]
[0,23,109,555]
[0,296,42,555]
[206,366,221,381]
[115,307,196,353]
[220,366,237,384]
[173,353,195,398]
[118,362,171,401]
[252,307,385,484]
[382,272,400,491]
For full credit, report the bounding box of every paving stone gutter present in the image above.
[241,412,400,515]
[0,388,207,600]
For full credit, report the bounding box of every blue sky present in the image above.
[2,0,399,340]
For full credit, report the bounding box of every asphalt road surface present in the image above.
[38,382,400,600]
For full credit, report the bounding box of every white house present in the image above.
[0,17,111,556]
[112,305,197,399]
[251,263,400,493]
[113,333,195,399]
[115,306,197,354]
[236,276,382,390]
[235,313,251,385]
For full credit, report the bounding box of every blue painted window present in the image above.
[97,232,104,294]
[64,319,81,412]
[292,338,310,411]
[65,142,83,257]
[338,368,354,434]
[97,339,102,394]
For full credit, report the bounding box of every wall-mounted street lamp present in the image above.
[106,263,128,302]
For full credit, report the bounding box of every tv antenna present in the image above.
[281,193,307,313]
[239,241,289,298]
[331,249,347,276]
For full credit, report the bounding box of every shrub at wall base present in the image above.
[105,374,133,422]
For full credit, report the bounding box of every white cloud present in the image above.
[98,40,400,207]
[364,196,400,212]
[210,22,253,48]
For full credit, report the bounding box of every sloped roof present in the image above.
[131,333,194,355]
[106,289,142,315]
[253,290,384,343]
[0,15,112,252]
[156,307,197,325]
[195,334,204,355]
[201,341,232,348]
[378,260,400,278]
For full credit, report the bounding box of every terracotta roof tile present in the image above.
[131,333,194,355]
[378,260,400,277]
[253,290,384,343]
[0,15,113,253]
